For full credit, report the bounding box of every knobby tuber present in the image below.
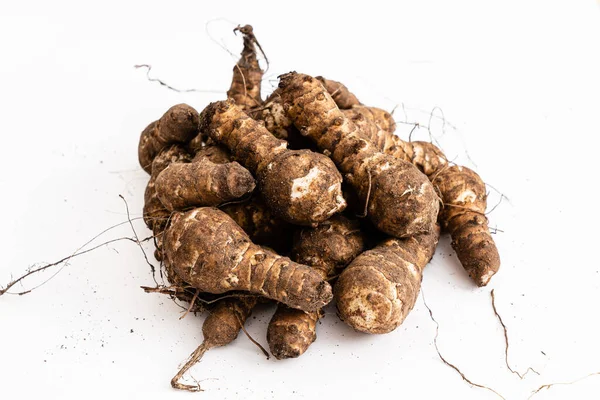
[316,76,361,109]
[163,207,332,312]
[155,145,256,211]
[267,216,366,359]
[138,104,199,173]
[335,225,440,333]
[171,297,258,391]
[345,101,500,286]
[221,196,293,253]
[278,72,439,238]
[200,100,346,226]
[227,24,265,110]
[143,145,192,262]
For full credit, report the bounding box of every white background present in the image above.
[1,1,599,399]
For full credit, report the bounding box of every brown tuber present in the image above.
[278,72,439,238]
[227,24,264,111]
[138,104,200,173]
[335,225,440,334]
[171,297,258,391]
[163,207,332,312]
[267,216,366,359]
[345,102,500,286]
[200,100,346,226]
[154,145,256,211]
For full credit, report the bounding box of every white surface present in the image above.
[1,1,600,399]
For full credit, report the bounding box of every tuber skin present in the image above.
[200,100,346,226]
[221,196,293,254]
[138,104,200,173]
[267,216,366,359]
[154,145,256,211]
[278,72,439,238]
[335,225,440,334]
[316,76,361,109]
[171,297,258,391]
[227,24,264,110]
[143,145,192,262]
[163,207,332,312]
[346,104,500,286]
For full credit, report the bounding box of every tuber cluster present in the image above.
[136,24,501,390]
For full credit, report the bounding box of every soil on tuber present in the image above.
[344,99,500,286]
[162,207,332,312]
[227,24,266,111]
[138,104,199,173]
[267,215,366,358]
[171,296,258,391]
[200,100,346,226]
[278,72,439,238]
[335,225,440,334]
[154,144,256,211]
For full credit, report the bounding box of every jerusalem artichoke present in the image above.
[267,216,365,358]
[138,104,199,173]
[163,207,332,312]
[278,72,439,238]
[200,100,346,226]
[335,225,440,334]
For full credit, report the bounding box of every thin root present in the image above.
[134,64,224,94]
[422,291,505,399]
[179,289,200,320]
[171,342,211,392]
[528,372,600,399]
[491,289,539,379]
[236,313,270,360]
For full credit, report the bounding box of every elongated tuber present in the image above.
[163,207,332,312]
[278,72,439,238]
[171,297,258,391]
[267,216,365,358]
[221,196,293,253]
[154,145,256,211]
[227,24,264,110]
[346,102,500,286]
[200,100,346,226]
[138,104,200,173]
[335,225,440,334]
